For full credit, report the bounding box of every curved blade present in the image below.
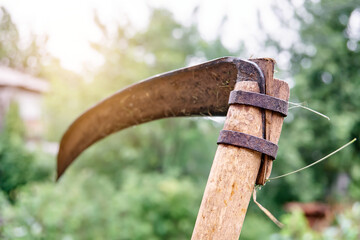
[57,57,264,179]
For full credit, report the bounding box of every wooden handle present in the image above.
[191,59,289,239]
[191,80,263,240]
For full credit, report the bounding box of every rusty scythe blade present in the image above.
[57,57,265,179]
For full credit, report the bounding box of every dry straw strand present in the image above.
[269,138,357,181]
[253,189,284,228]
[288,101,330,120]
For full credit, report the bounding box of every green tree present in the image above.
[0,7,52,204]
[0,170,200,240]
[0,103,35,202]
[254,0,360,211]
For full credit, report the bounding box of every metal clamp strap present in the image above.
[228,90,288,116]
[217,130,278,159]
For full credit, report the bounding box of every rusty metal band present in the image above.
[228,90,288,116]
[217,130,278,159]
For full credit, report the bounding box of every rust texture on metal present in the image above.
[228,90,288,116]
[57,57,265,179]
[217,130,278,159]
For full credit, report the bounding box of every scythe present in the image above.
[57,57,289,239]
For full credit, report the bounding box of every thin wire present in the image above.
[269,138,357,181]
[288,101,330,120]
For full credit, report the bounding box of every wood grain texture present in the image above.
[251,59,290,185]
[191,81,262,240]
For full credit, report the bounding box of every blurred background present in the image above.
[0,0,359,239]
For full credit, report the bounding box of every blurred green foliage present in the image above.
[0,103,33,202]
[0,171,200,239]
[258,0,360,208]
[1,1,360,239]
[270,202,360,239]
[0,103,51,203]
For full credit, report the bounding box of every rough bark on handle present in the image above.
[191,80,262,240]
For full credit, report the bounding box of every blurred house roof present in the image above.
[0,66,49,93]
